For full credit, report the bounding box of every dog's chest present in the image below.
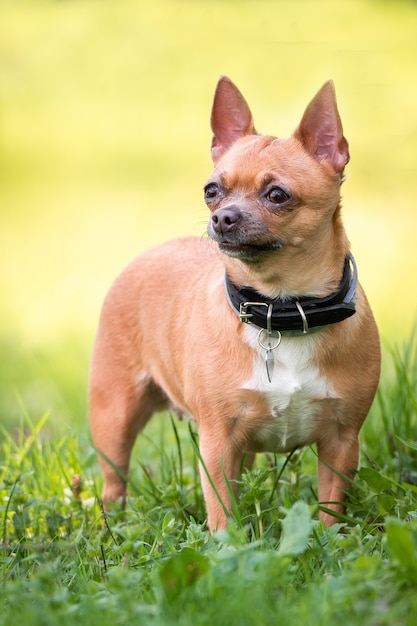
[242,327,336,451]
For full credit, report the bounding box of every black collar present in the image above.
[224,254,357,334]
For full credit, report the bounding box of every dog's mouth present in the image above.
[218,239,283,260]
[207,216,283,261]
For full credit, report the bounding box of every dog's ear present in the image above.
[210,76,256,163]
[293,81,350,174]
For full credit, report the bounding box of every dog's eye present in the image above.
[266,186,291,205]
[204,183,220,200]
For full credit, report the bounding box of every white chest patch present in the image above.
[242,326,337,451]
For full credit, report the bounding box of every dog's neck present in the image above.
[224,254,357,335]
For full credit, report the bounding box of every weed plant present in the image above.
[1,334,417,625]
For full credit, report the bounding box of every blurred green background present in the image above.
[1,0,416,432]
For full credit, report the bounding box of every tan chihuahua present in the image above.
[89,77,380,530]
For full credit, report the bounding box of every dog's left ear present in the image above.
[294,81,350,174]
[210,76,256,163]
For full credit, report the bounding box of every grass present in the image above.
[1,334,417,625]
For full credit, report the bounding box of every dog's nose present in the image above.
[211,207,242,234]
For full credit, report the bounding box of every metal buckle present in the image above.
[239,301,269,325]
[295,300,309,334]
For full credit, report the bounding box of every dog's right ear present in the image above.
[293,81,350,174]
[210,76,256,163]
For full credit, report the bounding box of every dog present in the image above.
[89,76,380,530]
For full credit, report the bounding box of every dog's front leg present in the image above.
[317,429,360,526]
[198,428,243,531]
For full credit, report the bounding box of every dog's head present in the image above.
[205,76,350,294]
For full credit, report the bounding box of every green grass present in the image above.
[1,334,417,626]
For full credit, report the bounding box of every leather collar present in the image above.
[224,254,357,334]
